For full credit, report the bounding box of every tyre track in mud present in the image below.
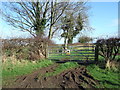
[5,64,99,88]
[6,64,59,88]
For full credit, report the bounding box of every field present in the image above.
[2,44,120,88]
[48,45,95,61]
[2,55,120,88]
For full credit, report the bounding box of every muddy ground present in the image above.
[3,64,99,89]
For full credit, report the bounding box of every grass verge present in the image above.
[87,64,120,88]
[2,59,54,78]
[2,59,54,86]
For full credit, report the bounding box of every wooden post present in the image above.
[45,42,48,59]
[95,43,98,63]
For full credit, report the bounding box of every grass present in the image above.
[49,50,95,61]
[2,58,54,86]
[44,62,79,77]
[48,45,95,61]
[3,46,120,88]
[2,59,54,78]
[99,55,120,61]
[87,64,120,88]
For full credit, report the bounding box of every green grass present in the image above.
[2,58,54,87]
[2,59,54,78]
[99,55,120,61]
[49,50,95,61]
[48,45,95,61]
[87,64,120,88]
[44,62,79,77]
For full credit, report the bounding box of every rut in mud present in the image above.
[5,64,99,88]
[59,67,98,88]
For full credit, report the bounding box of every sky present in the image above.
[0,2,118,44]
[88,2,118,38]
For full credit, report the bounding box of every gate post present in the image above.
[95,43,98,63]
[45,42,48,59]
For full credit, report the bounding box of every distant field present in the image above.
[48,45,95,61]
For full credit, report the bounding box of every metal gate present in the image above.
[48,44,96,62]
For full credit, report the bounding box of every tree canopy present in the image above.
[0,1,92,41]
[78,36,93,43]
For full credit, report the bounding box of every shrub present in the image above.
[96,37,120,70]
[2,37,54,61]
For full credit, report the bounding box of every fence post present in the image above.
[95,43,98,63]
[45,42,48,59]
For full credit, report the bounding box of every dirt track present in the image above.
[4,64,99,88]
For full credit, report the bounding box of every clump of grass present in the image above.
[2,58,54,78]
[87,64,120,88]
[45,62,79,77]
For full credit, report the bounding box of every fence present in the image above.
[47,44,98,63]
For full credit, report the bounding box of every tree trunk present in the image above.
[106,59,111,70]
[48,25,53,39]
[64,38,68,49]
[48,1,53,40]
[68,37,73,44]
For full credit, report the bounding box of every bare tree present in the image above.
[0,1,49,37]
[0,1,91,40]
[48,1,91,40]
[48,2,69,39]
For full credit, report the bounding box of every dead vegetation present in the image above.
[2,37,54,61]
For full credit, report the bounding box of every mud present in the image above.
[4,64,99,88]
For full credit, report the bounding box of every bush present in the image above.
[96,37,120,70]
[2,37,54,61]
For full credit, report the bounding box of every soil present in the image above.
[4,64,99,89]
